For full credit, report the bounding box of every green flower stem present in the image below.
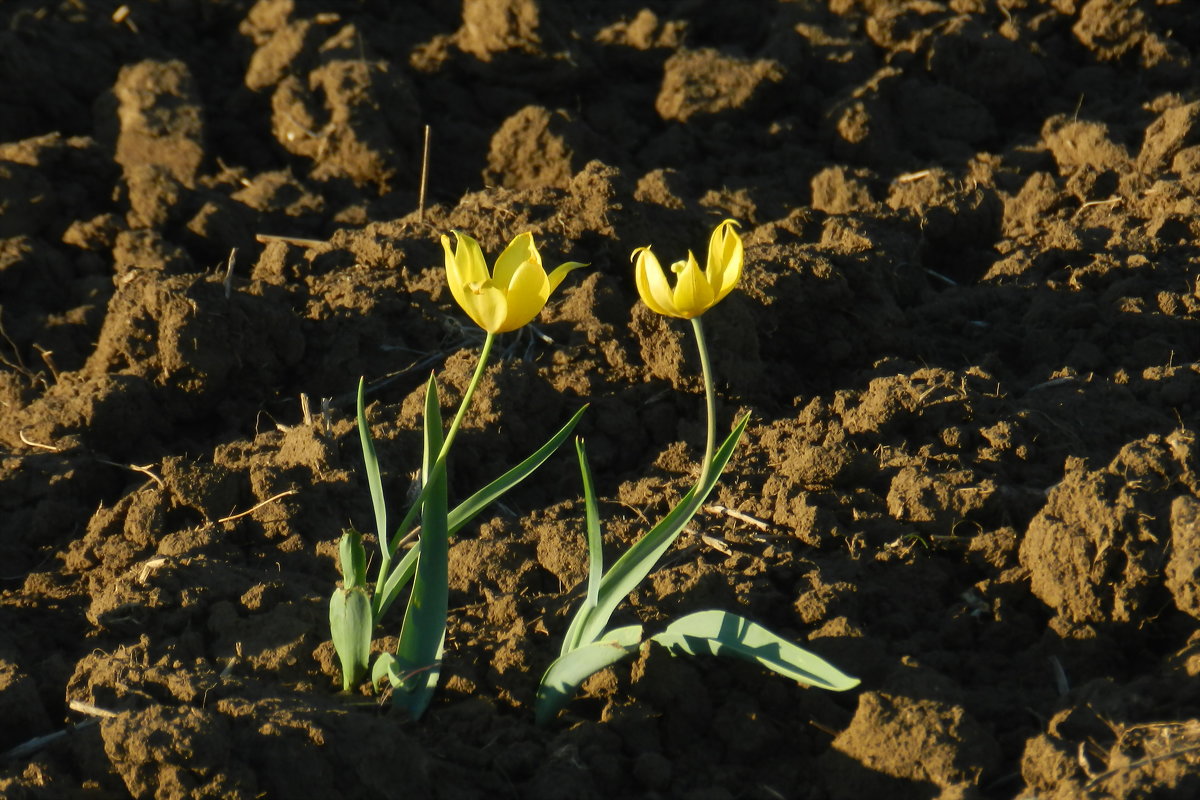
[690,316,717,490]
[435,331,496,473]
[376,332,496,579]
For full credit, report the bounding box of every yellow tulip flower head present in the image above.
[633,219,743,319]
[442,231,587,334]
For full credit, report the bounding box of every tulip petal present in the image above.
[547,261,589,295]
[458,281,508,333]
[671,252,714,319]
[706,219,743,302]
[451,231,489,285]
[633,247,677,317]
[496,260,551,332]
[493,232,540,289]
[443,234,482,321]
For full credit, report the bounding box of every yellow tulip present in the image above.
[442,231,587,334]
[633,219,743,319]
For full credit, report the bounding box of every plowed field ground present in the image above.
[2,2,1199,798]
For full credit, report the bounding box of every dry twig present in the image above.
[218,489,299,523]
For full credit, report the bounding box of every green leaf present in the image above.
[338,529,368,589]
[372,637,446,696]
[392,375,449,719]
[535,624,643,726]
[577,440,604,611]
[560,438,604,657]
[357,377,388,556]
[420,375,443,491]
[447,405,588,535]
[375,546,419,620]
[563,413,750,650]
[373,405,588,621]
[371,651,398,689]
[373,509,419,618]
[649,610,861,692]
[329,585,373,691]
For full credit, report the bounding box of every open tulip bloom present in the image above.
[329,230,587,719]
[633,218,742,320]
[443,230,587,334]
[535,220,859,724]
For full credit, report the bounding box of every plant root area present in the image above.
[2,1,1199,798]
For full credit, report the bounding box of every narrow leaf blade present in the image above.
[578,439,604,611]
[377,405,587,619]
[375,546,418,619]
[392,376,449,719]
[572,414,750,647]
[559,438,604,658]
[357,377,388,554]
[447,405,587,534]
[649,610,861,692]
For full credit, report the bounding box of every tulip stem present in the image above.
[690,317,717,489]
[436,332,496,470]
[379,332,495,568]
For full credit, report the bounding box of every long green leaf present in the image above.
[563,413,750,650]
[578,439,603,613]
[375,546,419,620]
[356,378,388,556]
[329,586,373,691]
[392,376,449,719]
[650,610,861,692]
[373,405,588,620]
[560,438,604,657]
[447,405,588,534]
[535,624,643,726]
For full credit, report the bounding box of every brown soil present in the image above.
[2,1,1199,798]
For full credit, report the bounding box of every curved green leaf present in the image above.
[371,651,398,689]
[448,405,588,534]
[564,413,750,650]
[375,546,419,620]
[392,376,448,719]
[356,377,388,556]
[374,405,588,620]
[535,625,643,726]
[559,438,606,658]
[649,610,860,692]
[578,440,604,611]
